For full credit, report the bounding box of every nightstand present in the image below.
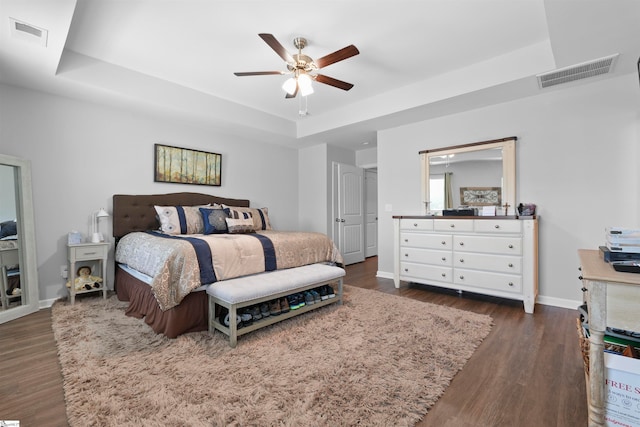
[67,242,109,304]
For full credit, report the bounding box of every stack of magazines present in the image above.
[603,227,640,273]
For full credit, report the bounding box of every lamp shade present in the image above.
[282,77,297,95]
[91,208,110,243]
[298,73,314,96]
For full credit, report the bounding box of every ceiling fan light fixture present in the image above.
[298,73,314,96]
[235,34,358,103]
[282,77,297,95]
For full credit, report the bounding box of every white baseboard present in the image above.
[39,297,59,309]
[536,295,582,310]
[376,271,394,280]
[375,270,582,311]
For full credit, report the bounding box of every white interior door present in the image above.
[365,169,378,257]
[333,162,364,265]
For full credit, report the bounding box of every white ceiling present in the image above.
[1,0,640,150]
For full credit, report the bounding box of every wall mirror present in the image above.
[0,154,39,324]
[420,137,516,215]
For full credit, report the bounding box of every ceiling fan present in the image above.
[234,33,359,98]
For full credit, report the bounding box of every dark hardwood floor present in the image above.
[0,257,587,426]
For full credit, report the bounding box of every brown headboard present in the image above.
[112,192,250,239]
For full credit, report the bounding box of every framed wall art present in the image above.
[460,186,501,206]
[154,144,221,186]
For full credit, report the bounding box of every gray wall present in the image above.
[377,72,639,308]
[2,71,639,310]
[0,83,299,302]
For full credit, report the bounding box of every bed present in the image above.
[112,192,343,338]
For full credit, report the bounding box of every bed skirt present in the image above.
[115,265,209,338]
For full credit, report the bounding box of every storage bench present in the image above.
[207,263,345,347]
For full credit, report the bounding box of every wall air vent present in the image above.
[536,54,618,89]
[9,17,48,47]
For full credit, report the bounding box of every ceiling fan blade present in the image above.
[314,74,354,91]
[285,82,299,99]
[314,45,359,69]
[234,71,285,76]
[259,33,295,64]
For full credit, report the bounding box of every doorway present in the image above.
[332,162,364,265]
[365,168,378,258]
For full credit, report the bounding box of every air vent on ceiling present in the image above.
[9,17,48,47]
[536,54,618,89]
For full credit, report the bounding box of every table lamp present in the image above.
[91,208,109,243]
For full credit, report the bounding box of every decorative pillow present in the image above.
[222,205,272,231]
[0,220,17,239]
[199,208,229,234]
[224,207,252,220]
[154,204,212,235]
[225,217,255,234]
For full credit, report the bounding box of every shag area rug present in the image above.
[52,285,492,426]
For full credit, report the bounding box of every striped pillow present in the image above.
[154,204,214,235]
[222,205,272,231]
[224,208,252,220]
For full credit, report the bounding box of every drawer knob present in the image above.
[508,282,514,287]
[413,223,418,227]
[441,257,446,261]
[404,268,409,272]
[494,224,500,229]
[441,241,446,245]
[508,244,514,249]
[450,224,455,228]
[578,276,583,281]
[404,253,409,257]
[459,259,464,263]
[441,273,446,277]
[581,287,587,292]
[459,242,464,246]
[459,275,464,280]
[404,239,409,243]
[508,263,513,268]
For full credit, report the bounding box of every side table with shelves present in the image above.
[578,249,640,426]
[67,242,109,304]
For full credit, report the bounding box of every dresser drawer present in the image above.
[474,220,521,234]
[400,262,452,283]
[453,269,522,293]
[69,245,108,261]
[400,218,434,231]
[400,248,452,266]
[434,219,474,232]
[453,252,522,274]
[454,235,522,255]
[400,233,452,250]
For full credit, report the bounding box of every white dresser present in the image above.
[393,216,538,313]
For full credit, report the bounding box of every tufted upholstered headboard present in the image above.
[112,192,250,240]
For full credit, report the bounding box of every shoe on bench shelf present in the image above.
[280,297,290,313]
[325,285,336,299]
[260,302,271,318]
[310,289,321,304]
[304,291,315,306]
[269,299,281,316]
